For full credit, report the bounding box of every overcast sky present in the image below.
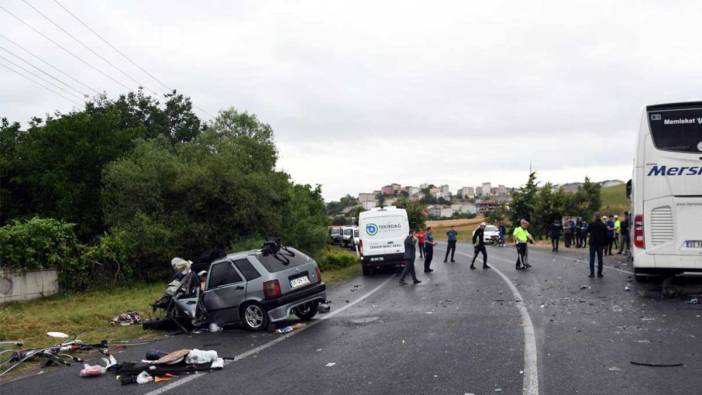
[2,1,701,200]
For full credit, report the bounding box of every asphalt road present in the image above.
[3,242,702,395]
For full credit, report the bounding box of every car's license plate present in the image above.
[290,276,311,289]
[685,240,702,248]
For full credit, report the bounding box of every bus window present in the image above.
[648,107,702,153]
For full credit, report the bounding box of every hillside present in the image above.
[600,183,629,215]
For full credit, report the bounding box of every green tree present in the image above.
[396,197,427,230]
[509,171,538,228]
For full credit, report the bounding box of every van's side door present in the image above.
[203,260,247,314]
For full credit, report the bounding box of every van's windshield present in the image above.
[648,108,702,153]
[343,229,353,236]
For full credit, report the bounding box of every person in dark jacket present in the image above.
[444,226,458,263]
[424,227,435,273]
[399,230,421,285]
[471,222,490,269]
[549,219,562,252]
[575,219,583,248]
[587,212,608,278]
[618,212,631,255]
[564,220,573,248]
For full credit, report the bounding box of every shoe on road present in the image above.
[588,273,594,278]
[413,280,422,284]
[483,265,490,269]
[399,281,408,286]
[597,273,604,278]
[470,265,476,270]
[451,260,455,263]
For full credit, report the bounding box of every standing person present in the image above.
[444,226,458,263]
[587,212,608,278]
[618,212,631,255]
[574,219,583,248]
[471,222,490,269]
[513,219,535,270]
[605,216,616,255]
[423,227,435,273]
[564,219,572,248]
[613,215,621,251]
[549,219,562,252]
[399,230,422,285]
[498,224,506,247]
[580,221,589,248]
[416,228,426,258]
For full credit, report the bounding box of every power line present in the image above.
[51,0,217,119]
[0,33,101,95]
[21,0,157,95]
[0,53,83,100]
[0,4,132,91]
[0,60,81,107]
[52,0,170,92]
[0,45,86,98]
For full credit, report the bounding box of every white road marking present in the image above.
[453,250,540,395]
[144,275,394,395]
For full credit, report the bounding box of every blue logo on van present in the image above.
[647,165,701,176]
[366,223,378,236]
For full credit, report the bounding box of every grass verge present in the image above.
[0,250,361,352]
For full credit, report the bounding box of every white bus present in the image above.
[631,102,702,280]
[358,206,409,275]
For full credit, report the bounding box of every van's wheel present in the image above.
[293,301,319,321]
[362,264,372,276]
[240,302,269,331]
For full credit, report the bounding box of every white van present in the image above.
[358,206,410,275]
[631,102,702,280]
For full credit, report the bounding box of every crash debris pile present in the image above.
[111,311,142,326]
[0,331,109,378]
[113,348,224,385]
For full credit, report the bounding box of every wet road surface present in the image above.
[3,242,702,395]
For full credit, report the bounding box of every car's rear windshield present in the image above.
[343,229,353,235]
[330,229,340,235]
[648,107,702,153]
[256,249,312,273]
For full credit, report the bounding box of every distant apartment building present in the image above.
[497,184,507,196]
[457,186,475,199]
[481,182,492,196]
[429,187,441,198]
[476,199,498,214]
[407,186,420,196]
[451,203,477,215]
[358,192,378,210]
[420,183,429,189]
[381,185,394,195]
[476,186,482,196]
[440,207,454,218]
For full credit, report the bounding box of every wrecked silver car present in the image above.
[152,240,327,331]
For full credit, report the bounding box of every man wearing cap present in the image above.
[471,222,490,269]
[513,219,535,270]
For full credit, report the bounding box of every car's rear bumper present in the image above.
[263,283,327,322]
[362,253,406,267]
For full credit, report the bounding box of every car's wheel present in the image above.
[293,301,319,321]
[240,302,269,331]
[362,264,372,276]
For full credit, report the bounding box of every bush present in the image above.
[81,230,133,286]
[0,217,86,290]
[316,248,359,271]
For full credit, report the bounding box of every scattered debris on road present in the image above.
[608,366,622,372]
[630,361,684,368]
[325,362,336,367]
[111,311,142,326]
[687,298,698,304]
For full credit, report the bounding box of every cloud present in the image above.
[2,0,701,200]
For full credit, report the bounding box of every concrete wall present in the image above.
[0,269,58,304]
